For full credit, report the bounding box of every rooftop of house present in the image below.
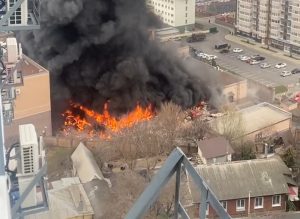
[25,177,94,219]
[190,156,295,202]
[220,70,245,87]
[212,102,292,136]
[197,136,234,159]
[19,55,48,77]
[239,102,292,134]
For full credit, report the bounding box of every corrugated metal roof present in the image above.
[192,156,294,201]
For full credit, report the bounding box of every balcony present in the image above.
[1,87,16,101]
[2,101,14,125]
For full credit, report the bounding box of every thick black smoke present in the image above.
[19,0,214,114]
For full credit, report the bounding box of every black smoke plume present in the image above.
[19,0,215,115]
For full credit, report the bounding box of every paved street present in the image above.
[190,18,300,88]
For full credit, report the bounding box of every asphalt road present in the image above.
[190,18,300,88]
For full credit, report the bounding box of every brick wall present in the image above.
[195,194,286,218]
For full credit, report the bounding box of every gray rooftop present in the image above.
[213,102,292,136]
[239,102,292,134]
[192,156,294,201]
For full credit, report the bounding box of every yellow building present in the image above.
[4,54,52,146]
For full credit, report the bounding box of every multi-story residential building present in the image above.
[236,0,300,55]
[1,37,52,146]
[147,0,195,31]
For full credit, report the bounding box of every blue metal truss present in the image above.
[125,147,232,219]
[0,0,40,31]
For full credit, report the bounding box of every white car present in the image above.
[233,48,243,53]
[275,63,287,69]
[280,71,292,77]
[197,53,208,59]
[206,55,218,60]
[237,54,244,60]
[260,63,271,68]
[250,60,260,65]
[240,56,250,61]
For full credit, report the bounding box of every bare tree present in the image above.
[213,107,245,143]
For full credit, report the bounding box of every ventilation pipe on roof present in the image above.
[264,143,268,158]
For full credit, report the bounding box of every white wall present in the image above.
[148,0,195,27]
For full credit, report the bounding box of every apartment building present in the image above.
[1,37,52,146]
[236,0,300,55]
[147,0,195,31]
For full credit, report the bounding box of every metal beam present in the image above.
[124,149,184,219]
[182,158,231,219]
[0,0,25,25]
[0,86,6,175]
[125,147,231,219]
[173,163,181,219]
[0,25,40,31]
[178,202,189,219]
[11,164,48,218]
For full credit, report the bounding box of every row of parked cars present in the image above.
[280,68,300,77]
[233,48,300,77]
[194,50,217,61]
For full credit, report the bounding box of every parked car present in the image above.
[293,93,300,103]
[186,33,206,43]
[197,53,208,59]
[280,71,292,77]
[260,63,271,68]
[291,68,300,74]
[220,48,230,54]
[250,60,260,65]
[237,54,244,59]
[240,56,251,61]
[275,63,287,69]
[206,55,218,60]
[233,48,243,53]
[253,56,265,61]
[250,54,260,59]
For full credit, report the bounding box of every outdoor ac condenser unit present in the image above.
[19,124,39,175]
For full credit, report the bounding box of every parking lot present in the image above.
[188,29,300,88]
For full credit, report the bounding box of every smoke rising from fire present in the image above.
[19,0,218,114]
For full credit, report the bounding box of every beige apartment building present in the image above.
[4,54,52,146]
[147,0,195,31]
[236,0,300,55]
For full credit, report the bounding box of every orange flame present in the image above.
[62,102,154,138]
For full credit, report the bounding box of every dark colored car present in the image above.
[220,49,230,54]
[253,56,265,61]
[292,68,300,74]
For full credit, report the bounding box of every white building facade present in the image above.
[147,0,195,30]
[236,0,300,55]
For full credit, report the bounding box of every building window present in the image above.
[236,199,245,211]
[272,195,281,207]
[220,201,227,211]
[255,197,264,209]
[185,19,187,24]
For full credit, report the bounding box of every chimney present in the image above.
[264,143,268,158]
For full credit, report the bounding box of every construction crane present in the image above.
[0,1,41,219]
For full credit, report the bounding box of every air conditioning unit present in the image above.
[19,124,39,175]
